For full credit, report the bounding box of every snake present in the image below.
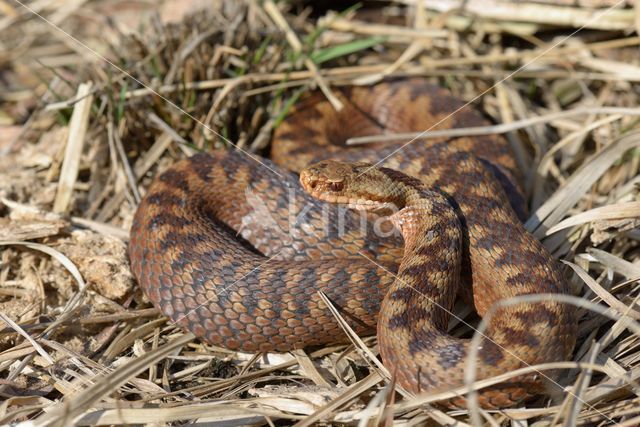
[128,78,577,408]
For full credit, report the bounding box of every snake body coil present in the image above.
[129,79,576,408]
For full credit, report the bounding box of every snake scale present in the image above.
[129,79,576,408]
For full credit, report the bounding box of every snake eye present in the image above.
[330,181,344,192]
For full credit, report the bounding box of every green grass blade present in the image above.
[310,36,386,65]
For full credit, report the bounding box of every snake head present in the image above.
[299,160,393,210]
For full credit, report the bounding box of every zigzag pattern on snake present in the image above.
[128,79,576,408]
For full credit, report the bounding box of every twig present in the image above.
[546,202,640,235]
[53,82,93,214]
[263,0,343,111]
[109,121,140,204]
[294,373,383,427]
[321,15,448,40]
[0,313,54,365]
[31,334,196,427]
[346,107,640,145]
[398,0,636,31]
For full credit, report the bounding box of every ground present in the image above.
[1,0,640,425]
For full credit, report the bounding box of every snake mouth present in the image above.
[304,186,393,211]
[326,196,390,211]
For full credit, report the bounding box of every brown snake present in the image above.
[129,79,576,408]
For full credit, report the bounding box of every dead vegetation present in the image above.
[1,0,640,425]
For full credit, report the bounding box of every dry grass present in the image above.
[1,0,640,425]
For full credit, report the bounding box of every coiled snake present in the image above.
[129,79,576,408]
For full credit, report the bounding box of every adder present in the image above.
[128,79,576,408]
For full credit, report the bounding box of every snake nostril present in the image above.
[330,181,343,192]
[309,180,318,189]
